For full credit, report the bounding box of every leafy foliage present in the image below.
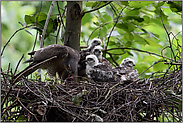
[1,1,182,122]
[1,1,182,79]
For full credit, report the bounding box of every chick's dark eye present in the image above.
[95,49,99,52]
[127,61,133,64]
[93,40,98,44]
[87,58,93,61]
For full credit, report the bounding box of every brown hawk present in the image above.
[78,38,102,77]
[15,44,80,83]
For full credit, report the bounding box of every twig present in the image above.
[1,25,32,56]
[102,80,138,105]
[13,54,24,75]
[32,1,43,52]
[1,56,57,109]
[17,97,39,122]
[105,47,176,61]
[55,85,73,96]
[13,56,57,84]
[105,5,127,55]
[40,1,55,47]
[105,81,124,99]
[159,2,176,61]
[105,51,119,66]
[38,1,55,80]
[164,62,182,65]
[138,60,166,77]
[87,22,111,44]
[56,3,66,43]
[84,1,112,14]
[1,98,18,116]
[56,2,66,29]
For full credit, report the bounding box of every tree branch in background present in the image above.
[56,2,66,30]
[84,1,112,14]
[87,22,111,46]
[105,5,127,56]
[32,1,43,52]
[104,47,176,62]
[56,2,66,44]
[13,54,24,75]
[1,25,33,56]
[38,1,55,80]
[40,1,55,47]
[159,2,176,61]
[138,60,166,77]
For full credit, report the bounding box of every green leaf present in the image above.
[125,16,144,22]
[145,39,162,48]
[100,26,107,37]
[143,15,150,24]
[24,15,35,24]
[134,35,149,45]
[86,1,95,7]
[140,56,159,63]
[125,8,140,16]
[86,1,99,8]
[106,6,113,18]
[120,1,129,6]
[116,23,128,31]
[124,32,134,41]
[35,12,47,22]
[1,23,8,31]
[93,22,100,26]
[72,90,88,105]
[116,22,135,32]
[103,14,112,22]
[81,12,92,25]
[129,1,154,8]
[167,1,182,13]
[153,62,167,72]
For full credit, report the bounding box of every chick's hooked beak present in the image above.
[98,41,101,45]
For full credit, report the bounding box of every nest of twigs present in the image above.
[1,65,182,122]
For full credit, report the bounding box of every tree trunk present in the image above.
[64,1,82,51]
[63,1,83,81]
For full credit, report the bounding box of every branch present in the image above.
[138,60,166,77]
[17,97,39,122]
[87,22,111,44]
[13,56,57,84]
[13,54,24,75]
[1,56,57,109]
[159,2,176,61]
[56,2,66,43]
[40,1,55,47]
[1,25,33,56]
[84,1,112,14]
[32,1,43,52]
[38,1,55,80]
[104,47,176,61]
[105,51,119,66]
[105,5,127,55]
